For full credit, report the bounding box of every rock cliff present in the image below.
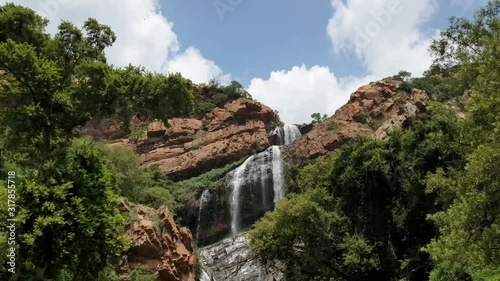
[286,78,430,163]
[85,98,278,179]
[118,201,198,281]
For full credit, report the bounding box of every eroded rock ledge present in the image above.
[84,98,278,179]
[118,201,197,281]
[286,78,430,163]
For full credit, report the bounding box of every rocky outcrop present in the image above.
[298,123,314,135]
[287,79,429,163]
[103,98,278,179]
[446,90,472,120]
[193,186,232,247]
[119,202,197,281]
[199,232,284,281]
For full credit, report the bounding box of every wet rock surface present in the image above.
[195,146,285,247]
[199,232,284,281]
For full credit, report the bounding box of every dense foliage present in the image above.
[0,3,256,280]
[251,1,500,280]
[0,4,257,279]
[1,1,499,280]
[192,79,252,117]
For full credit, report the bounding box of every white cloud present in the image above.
[2,0,229,83]
[248,65,377,124]
[249,0,438,124]
[165,47,231,84]
[327,0,437,77]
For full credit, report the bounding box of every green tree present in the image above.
[425,128,500,280]
[250,189,380,281]
[311,113,328,124]
[99,144,176,209]
[392,70,412,82]
[105,69,194,130]
[16,139,126,281]
[423,4,500,278]
[224,80,251,99]
[0,3,49,49]
[429,0,500,123]
[0,5,116,168]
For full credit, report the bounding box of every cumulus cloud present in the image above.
[249,0,438,124]
[248,65,376,124]
[3,0,229,83]
[327,0,436,77]
[165,47,231,84]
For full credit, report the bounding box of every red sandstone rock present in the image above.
[121,204,197,281]
[122,98,278,178]
[286,78,429,163]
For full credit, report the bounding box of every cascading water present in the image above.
[274,124,302,145]
[198,125,301,280]
[272,146,284,204]
[283,124,302,145]
[230,155,255,235]
[273,127,285,145]
[227,125,302,236]
[196,189,211,242]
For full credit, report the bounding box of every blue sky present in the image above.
[3,0,487,123]
[162,0,483,85]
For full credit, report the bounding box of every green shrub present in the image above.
[170,157,247,210]
[353,112,369,124]
[127,265,157,281]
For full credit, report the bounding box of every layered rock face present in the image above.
[119,202,197,281]
[287,79,429,163]
[97,98,278,179]
[199,232,284,281]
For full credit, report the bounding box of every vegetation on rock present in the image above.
[250,1,500,280]
[1,1,500,280]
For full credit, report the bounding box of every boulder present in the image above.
[200,232,284,281]
[147,121,167,138]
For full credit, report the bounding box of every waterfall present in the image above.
[230,155,255,235]
[196,189,211,242]
[202,125,301,239]
[272,146,284,204]
[274,124,302,145]
[283,124,302,145]
[273,127,285,145]
[229,145,287,236]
